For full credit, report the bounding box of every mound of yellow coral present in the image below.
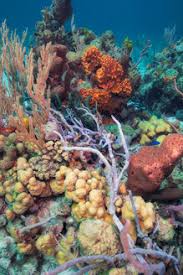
[115,195,155,240]
[138,115,172,145]
[78,219,121,256]
[122,196,155,233]
[56,166,110,221]
[2,157,52,217]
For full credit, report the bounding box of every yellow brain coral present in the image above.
[77,219,121,256]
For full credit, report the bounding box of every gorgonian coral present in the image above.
[80,46,132,112]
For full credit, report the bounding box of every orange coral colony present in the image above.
[80,46,132,111]
[81,46,102,74]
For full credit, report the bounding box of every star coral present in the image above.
[77,219,121,256]
[80,46,132,112]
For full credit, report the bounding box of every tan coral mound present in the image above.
[77,219,121,256]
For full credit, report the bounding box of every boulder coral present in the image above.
[56,166,111,221]
[77,219,121,256]
[127,133,183,194]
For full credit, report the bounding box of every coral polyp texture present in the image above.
[0,1,183,274]
[80,46,132,112]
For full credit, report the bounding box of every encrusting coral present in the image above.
[80,46,132,112]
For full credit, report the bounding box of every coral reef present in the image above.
[0,4,182,275]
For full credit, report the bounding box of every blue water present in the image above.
[0,0,182,44]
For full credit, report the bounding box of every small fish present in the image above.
[148,140,160,146]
